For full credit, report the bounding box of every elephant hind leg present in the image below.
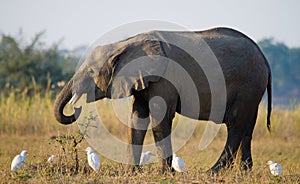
[210,127,244,173]
[210,104,256,173]
[240,109,258,171]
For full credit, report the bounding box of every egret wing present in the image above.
[11,155,24,170]
[178,157,187,172]
[91,153,100,171]
[140,152,150,165]
[172,157,180,172]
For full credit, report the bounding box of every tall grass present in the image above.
[1,90,300,138]
[1,90,299,137]
[0,91,60,136]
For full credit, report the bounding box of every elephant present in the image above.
[54,27,272,173]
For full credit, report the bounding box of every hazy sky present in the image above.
[1,0,299,49]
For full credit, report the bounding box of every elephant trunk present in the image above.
[53,79,82,124]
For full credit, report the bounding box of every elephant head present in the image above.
[54,36,168,124]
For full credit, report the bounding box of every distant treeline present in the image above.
[0,33,299,106]
[258,39,300,106]
[0,32,77,97]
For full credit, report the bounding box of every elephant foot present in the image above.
[125,165,142,176]
[209,158,235,174]
[207,164,224,175]
[206,168,218,176]
[159,157,174,175]
[240,160,253,171]
[160,166,175,175]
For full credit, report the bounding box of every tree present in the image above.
[0,32,76,97]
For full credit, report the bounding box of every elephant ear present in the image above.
[107,40,168,98]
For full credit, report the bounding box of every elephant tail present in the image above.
[267,72,272,132]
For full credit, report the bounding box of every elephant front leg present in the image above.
[151,123,174,174]
[127,95,150,172]
[149,101,176,174]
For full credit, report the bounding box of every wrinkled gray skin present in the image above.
[54,27,272,174]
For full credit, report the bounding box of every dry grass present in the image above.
[0,93,300,183]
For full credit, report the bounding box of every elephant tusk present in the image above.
[69,93,81,105]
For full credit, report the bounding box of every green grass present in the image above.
[0,92,300,183]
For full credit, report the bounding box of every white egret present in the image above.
[267,160,282,176]
[11,150,28,171]
[47,155,56,163]
[139,151,153,165]
[86,147,100,172]
[172,154,187,173]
